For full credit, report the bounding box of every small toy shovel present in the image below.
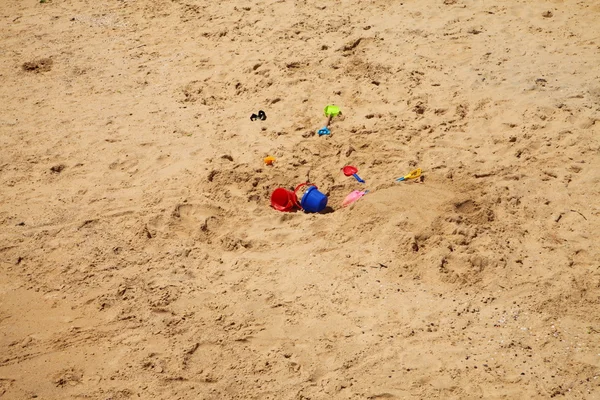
[342,190,368,207]
[317,105,340,136]
[396,168,422,181]
[342,166,365,183]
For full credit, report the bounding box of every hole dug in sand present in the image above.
[22,58,53,73]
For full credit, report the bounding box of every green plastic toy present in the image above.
[324,105,340,117]
[317,105,341,136]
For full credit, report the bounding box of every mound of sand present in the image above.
[1,0,599,398]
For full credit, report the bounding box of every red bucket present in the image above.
[270,188,298,212]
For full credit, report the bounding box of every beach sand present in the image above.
[1,0,599,398]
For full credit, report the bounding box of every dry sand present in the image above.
[1,0,600,399]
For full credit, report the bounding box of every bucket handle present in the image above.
[293,182,316,209]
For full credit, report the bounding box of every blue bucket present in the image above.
[300,186,328,213]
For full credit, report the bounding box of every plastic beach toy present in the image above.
[317,126,331,136]
[271,183,328,213]
[342,166,365,183]
[295,183,328,213]
[342,190,368,207]
[264,156,276,165]
[396,168,422,182]
[324,105,340,117]
[270,188,298,211]
[317,105,340,136]
[301,186,328,213]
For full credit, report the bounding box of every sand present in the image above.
[1,0,599,398]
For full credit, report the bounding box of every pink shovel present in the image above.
[342,190,368,207]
